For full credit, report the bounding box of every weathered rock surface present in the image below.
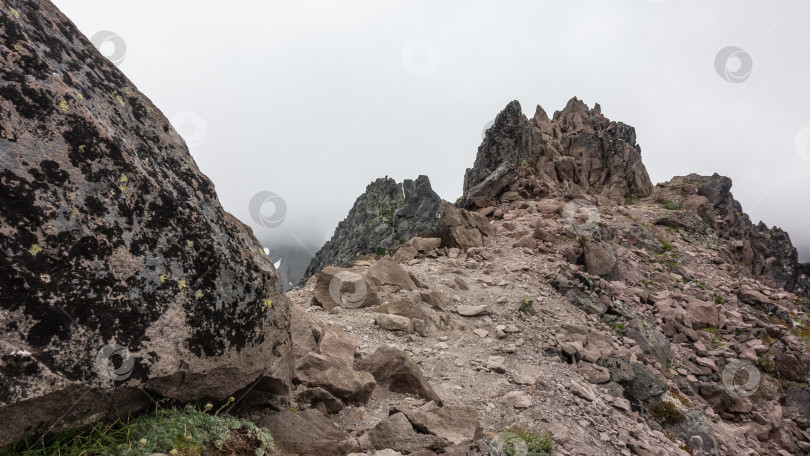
[0,0,291,444]
[358,412,450,453]
[660,173,810,297]
[355,346,442,405]
[303,176,491,281]
[259,409,359,456]
[460,98,653,208]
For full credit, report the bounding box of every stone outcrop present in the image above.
[303,175,491,280]
[659,173,810,297]
[0,0,291,444]
[460,98,653,209]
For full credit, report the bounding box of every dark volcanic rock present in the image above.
[460,98,653,208]
[0,0,291,444]
[303,175,490,281]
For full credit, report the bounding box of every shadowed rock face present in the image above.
[461,98,653,208]
[0,0,291,444]
[303,175,441,280]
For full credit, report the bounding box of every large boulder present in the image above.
[302,176,490,281]
[460,98,653,208]
[0,0,291,444]
[258,409,360,456]
[355,346,442,405]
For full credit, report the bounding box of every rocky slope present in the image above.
[2,1,810,454]
[276,100,810,456]
[0,0,290,445]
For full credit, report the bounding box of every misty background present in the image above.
[52,0,810,288]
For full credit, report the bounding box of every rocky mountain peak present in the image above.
[462,98,653,209]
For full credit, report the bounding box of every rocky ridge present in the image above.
[302,175,491,282]
[278,100,810,455]
[1,1,810,454]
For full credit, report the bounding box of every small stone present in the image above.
[500,390,532,408]
[487,356,506,373]
[473,328,489,338]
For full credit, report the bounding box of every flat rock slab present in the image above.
[457,305,490,316]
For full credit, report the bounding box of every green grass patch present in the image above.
[3,403,274,456]
[624,193,637,205]
[502,427,554,456]
[518,297,537,316]
[659,199,682,210]
[649,401,685,426]
[658,238,674,253]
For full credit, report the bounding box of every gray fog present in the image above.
[53,0,810,267]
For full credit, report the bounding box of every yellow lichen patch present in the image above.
[118,184,127,193]
[58,99,68,112]
[186,240,194,248]
[119,173,128,183]
[178,280,186,289]
[194,290,203,300]
[13,43,23,52]
[78,145,86,152]
[1,130,14,140]
[69,208,79,219]
[116,95,125,107]
[28,244,43,256]
[262,298,273,310]
[10,7,20,18]
[124,86,131,96]
[160,274,166,284]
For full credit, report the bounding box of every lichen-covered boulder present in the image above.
[0,0,291,445]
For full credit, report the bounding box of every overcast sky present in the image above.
[52,0,810,262]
